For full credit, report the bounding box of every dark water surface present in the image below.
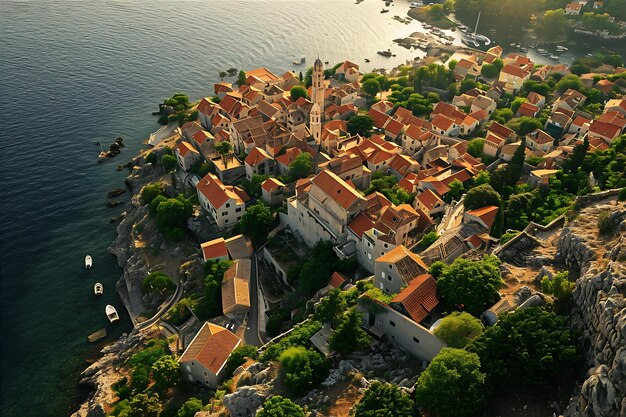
[0,1,424,415]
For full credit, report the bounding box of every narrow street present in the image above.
[242,252,263,346]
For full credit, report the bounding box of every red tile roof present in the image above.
[244,147,272,166]
[201,238,228,261]
[179,323,241,374]
[329,272,348,289]
[312,170,365,210]
[466,205,499,229]
[176,141,198,158]
[391,274,439,323]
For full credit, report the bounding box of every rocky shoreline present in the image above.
[72,137,181,417]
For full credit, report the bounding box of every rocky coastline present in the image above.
[72,136,183,417]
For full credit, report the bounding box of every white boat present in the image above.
[549,54,559,60]
[537,48,547,55]
[556,45,568,51]
[94,283,103,296]
[85,255,92,269]
[106,305,119,323]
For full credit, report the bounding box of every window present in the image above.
[389,320,395,327]
[225,219,229,223]
[235,207,242,213]
[381,271,385,279]
[388,264,392,270]
[413,337,420,344]
[387,275,392,282]
[237,216,241,221]
[222,211,227,216]
[226,203,230,208]
[384,243,388,248]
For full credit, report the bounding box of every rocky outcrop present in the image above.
[71,332,145,417]
[223,385,272,417]
[561,207,626,417]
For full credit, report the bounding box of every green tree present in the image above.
[240,202,275,246]
[460,78,478,94]
[177,398,203,417]
[329,308,371,354]
[129,393,161,417]
[510,97,527,115]
[290,85,308,101]
[492,58,504,72]
[473,170,490,186]
[414,348,486,417]
[156,195,193,241]
[257,396,305,417]
[279,346,330,396]
[536,9,568,39]
[362,79,381,97]
[480,63,499,78]
[347,115,375,136]
[508,116,542,136]
[437,255,503,316]
[237,70,247,86]
[162,154,177,171]
[468,307,579,385]
[465,183,501,210]
[141,183,165,205]
[225,345,258,377]
[197,260,232,319]
[355,381,414,417]
[447,179,464,202]
[417,231,440,250]
[563,137,589,173]
[314,288,347,326]
[467,138,485,158]
[287,152,313,182]
[434,312,484,348]
[556,74,584,93]
[215,140,232,156]
[151,355,180,391]
[143,272,175,296]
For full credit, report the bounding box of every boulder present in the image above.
[107,188,126,198]
[223,384,271,417]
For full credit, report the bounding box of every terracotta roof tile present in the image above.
[391,274,439,323]
[179,323,241,374]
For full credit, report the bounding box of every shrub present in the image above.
[162,154,177,171]
[261,320,322,361]
[141,183,165,205]
[499,230,520,245]
[225,345,259,377]
[433,312,484,348]
[279,346,330,395]
[468,307,579,385]
[176,398,203,417]
[144,152,157,164]
[151,355,180,391]
[329,308,371,354]
[142,271,175,296]
[415,348,486,417]
[355,381,414,417]
[619,188,626,201]
[257,396,305,417]
[597,209,613,234]
[437,255,503,316]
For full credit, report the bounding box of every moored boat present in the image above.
[377,49,393,57]
[85,255,92,269]
[94,283,103,295]
[381,9,389,13]
[106,305,119,323]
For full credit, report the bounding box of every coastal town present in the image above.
[80,46,626,416]
[76,33,626,417]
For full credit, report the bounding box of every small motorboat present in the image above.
[94,283,103,296]
[549,54,559,60]
[364,58,371,62]
[106,305,119,323]
[85,255,92,270]
[381,8,389,13]
[556,45,568,51]
[378,49,393,57]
